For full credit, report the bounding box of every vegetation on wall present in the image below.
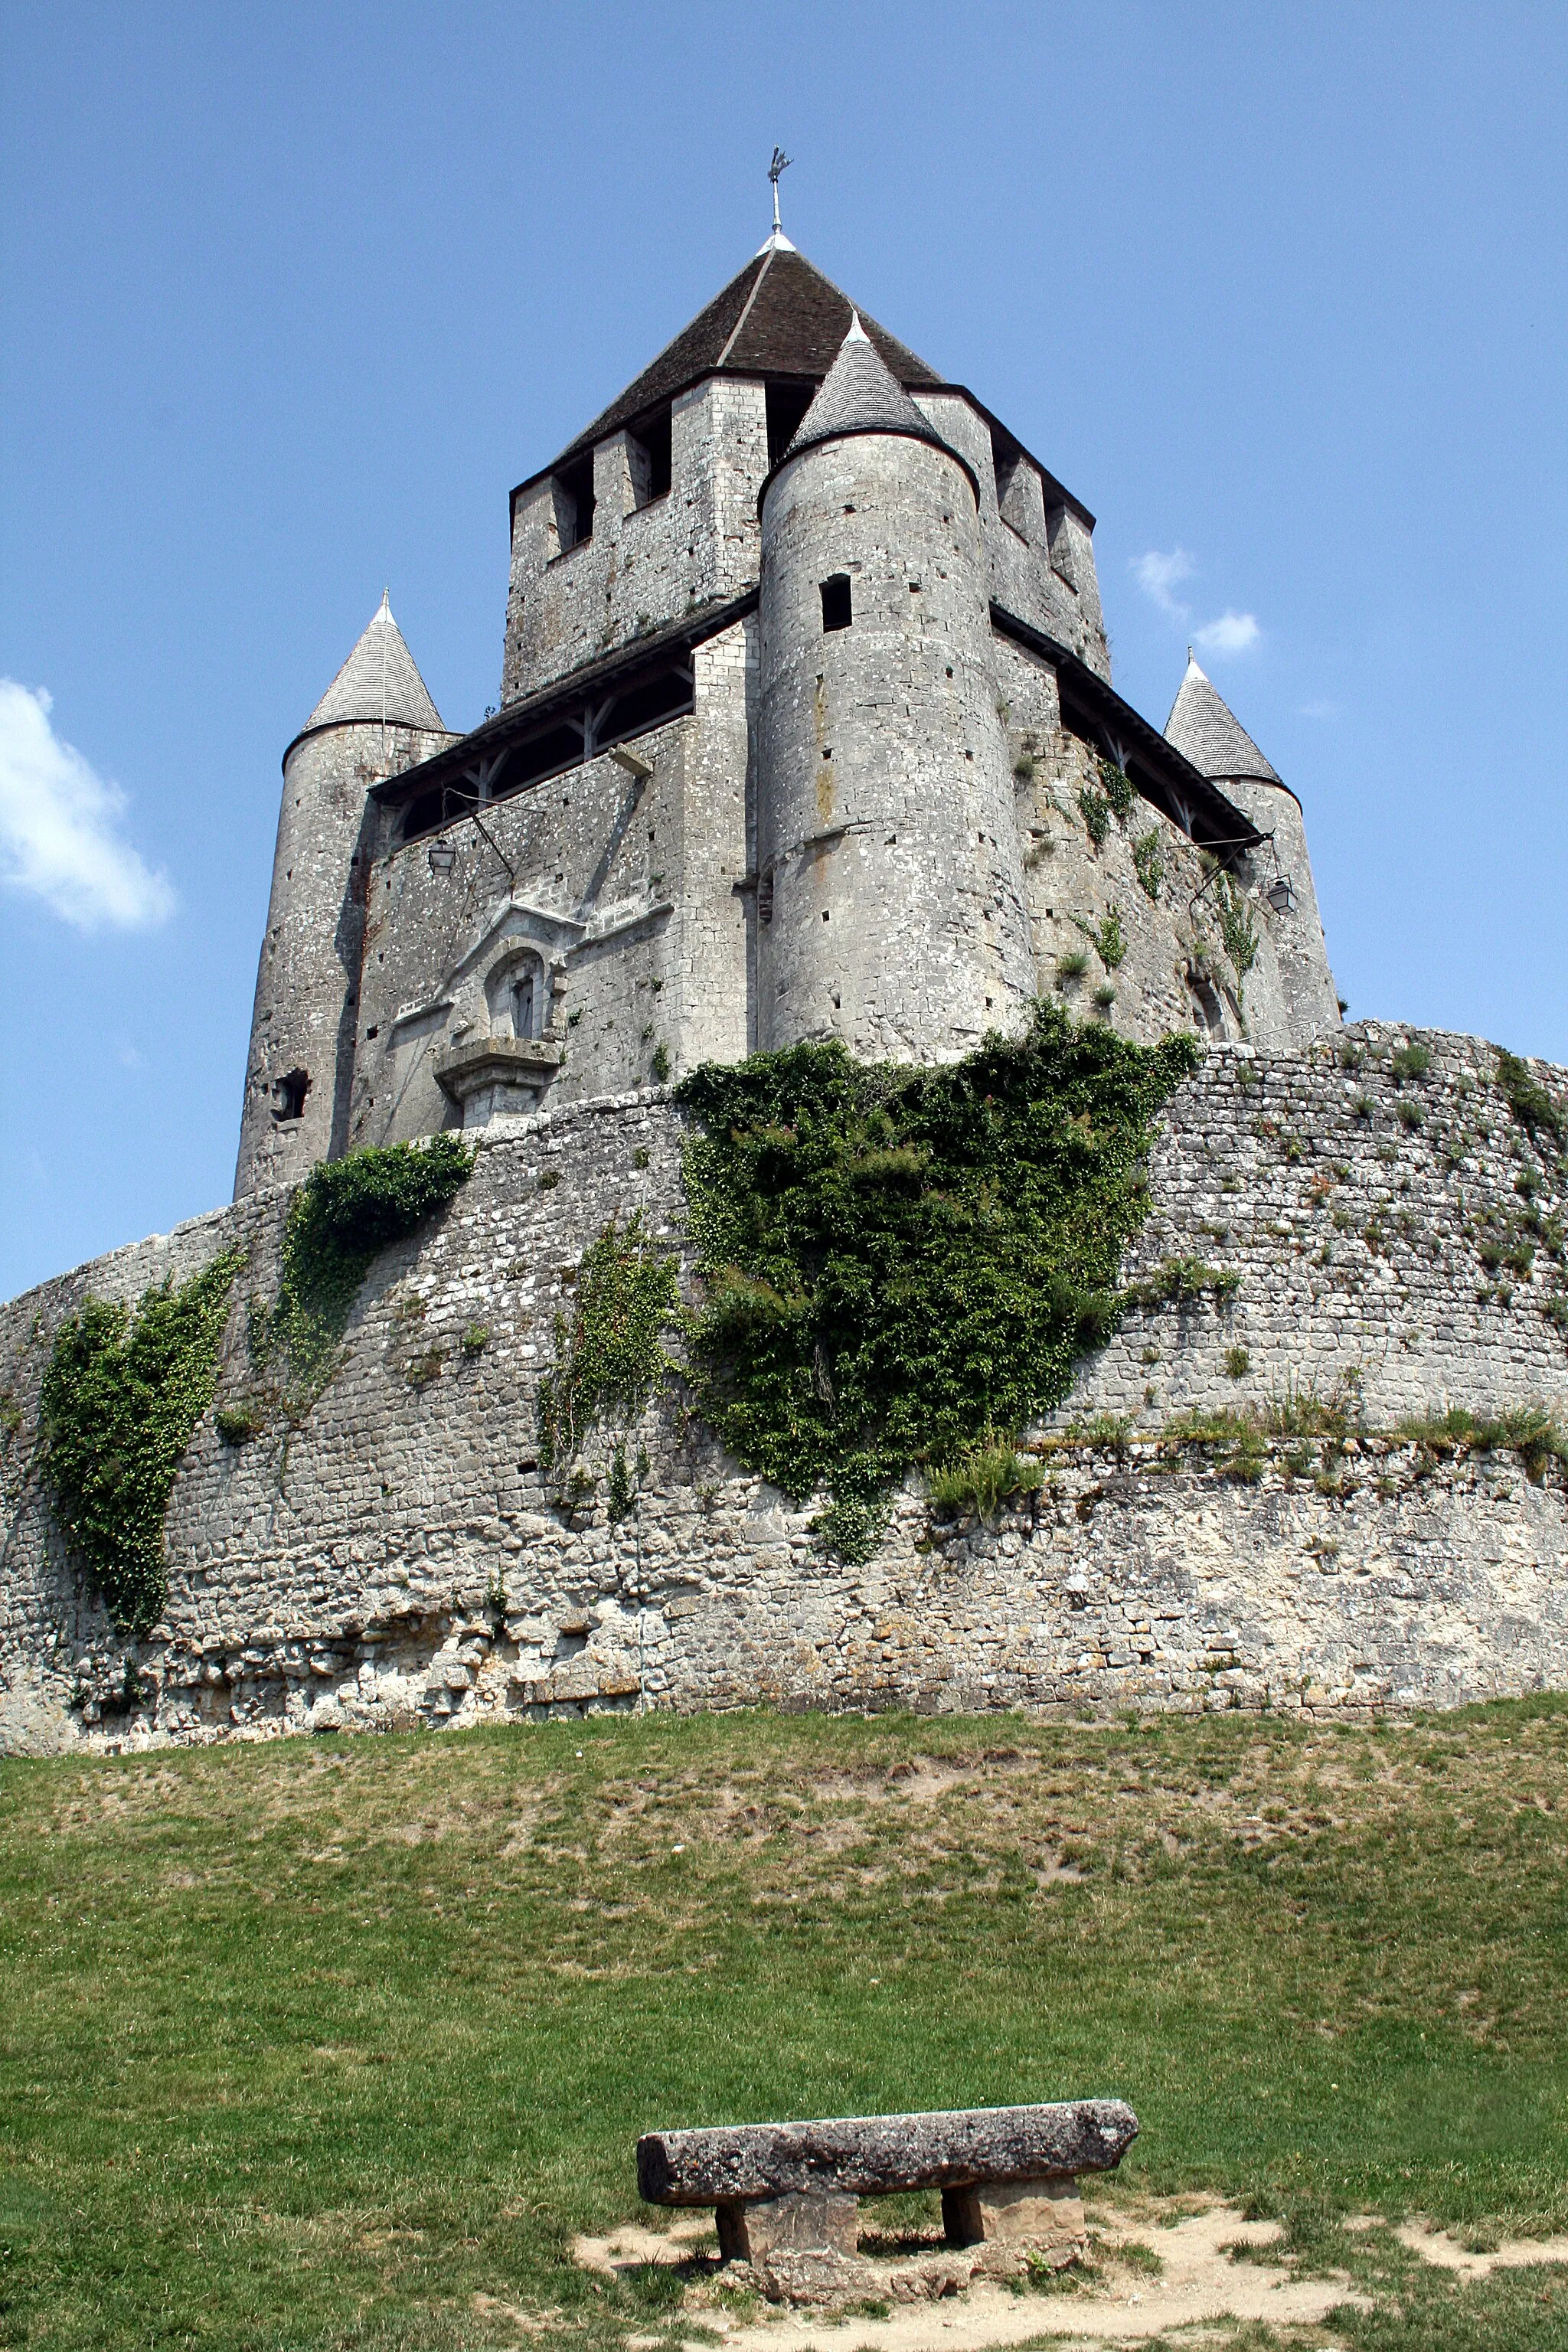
[39,1250,247,1636]
[1132,827,1165,903]
[1497,1049,1566,1150]
[249,1136,473,1415]
[536,1212,678,1504]
[1097,754,1135,824]
[1214,874,1260,1003]
[1073,905,1126,972]
[1075,782,1111,849]
[677,1001,1200,1560]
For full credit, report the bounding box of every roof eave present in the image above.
[989,604,1263,855]
[371,588,760,809]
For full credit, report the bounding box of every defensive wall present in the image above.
[2,1022,1565,1753]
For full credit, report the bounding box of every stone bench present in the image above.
[638,2099,1138,2276]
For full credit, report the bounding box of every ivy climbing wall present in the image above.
[0,1024,1565,1753]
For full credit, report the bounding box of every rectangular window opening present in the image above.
[820,573,852,632]
[991,430,1034,541]
[271,1068,310,1123]
[1046,503,1079,590]
[766,380,817,469]
[553,455,596,552]
[628,407,673,507]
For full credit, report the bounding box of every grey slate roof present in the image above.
[302,593,445,736]
[542,246,942,476]
[1163,654,1282,784]
[782,314,949,463]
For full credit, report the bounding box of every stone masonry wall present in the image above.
[995,630,1323,1055]
[499,371,1112,712]
[2,1027,1564,1753]
[351,622,753,1139]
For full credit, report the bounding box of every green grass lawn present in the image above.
[2,1699,1567,2350]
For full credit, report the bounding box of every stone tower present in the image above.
[1164,655,1340,1044]
[756,317,1035,1060]
[234,595,452,1199]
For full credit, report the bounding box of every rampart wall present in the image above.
[2,1026,1564,1753]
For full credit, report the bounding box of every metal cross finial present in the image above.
[769,146,792,234]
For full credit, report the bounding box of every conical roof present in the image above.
[545,245,942,474]
[302,593,445,735]
[1163,652,1281,784]
[780,311,950,466]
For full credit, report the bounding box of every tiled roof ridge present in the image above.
[537,245,942,480]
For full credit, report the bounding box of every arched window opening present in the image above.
[820,574,852,632]
[486,952,546,1042]
[511,965,537,1041]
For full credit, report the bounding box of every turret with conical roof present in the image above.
[753,315,1033,1061]
[234,596,454,1198]
[1165,653,1339,1042]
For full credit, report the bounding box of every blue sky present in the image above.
[2,1,1564,1300]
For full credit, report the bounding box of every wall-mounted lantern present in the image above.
[1265,876,1295,914]
[428,840,456,874]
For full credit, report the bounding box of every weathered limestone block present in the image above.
[715,2190,859,2263]
[755,2245,878,2307]
[942,2175,1086,2265]
[636,2099,1138,2204]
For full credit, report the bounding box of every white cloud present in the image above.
[1131,547,1195,617]
[1133,552,1263,658]
[1298,698,1341,720]
[0,681,175,931]
[1193,610,1261,656]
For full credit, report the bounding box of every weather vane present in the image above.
[769,146,792,236]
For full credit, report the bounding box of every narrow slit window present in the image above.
[820,573,852,632]
[511,967,537,1040]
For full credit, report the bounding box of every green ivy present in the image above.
[1132,828,1165,904]
[1214,874,1260,1001]
[39,1250,247,1636]
[1098,756,1135,824]
[250,1135,473,1412]
[1073,905,1126,972]
[537,1213,679,1494]
[1076,784,1111,849]
[677,1001,1200,1561]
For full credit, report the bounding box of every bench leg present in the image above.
[715,2191,861,2265]
[942,2175,1086,2263]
